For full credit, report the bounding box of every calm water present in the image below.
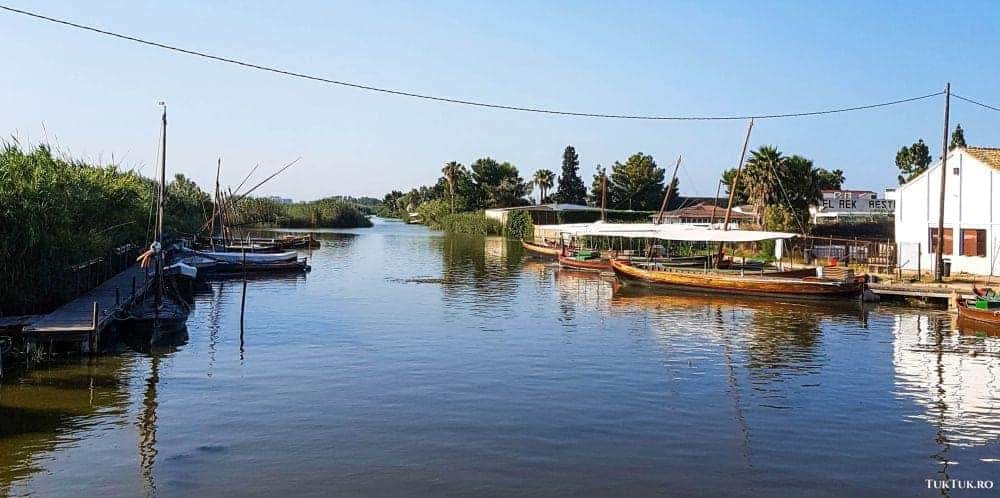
[2,220,999,497]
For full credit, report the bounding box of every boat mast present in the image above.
[156,102,167,302]
[655,155,682,224]
[716,119,753,267]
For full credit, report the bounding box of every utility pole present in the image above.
[600,170,607,222]
[935,83,951,282]
[656,155,683,224]
[716,119,754,266]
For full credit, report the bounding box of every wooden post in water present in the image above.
[240,249,247,348]
[90,301,99,354]
[934,83,951,282]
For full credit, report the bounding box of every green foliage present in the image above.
[439,210,503,236]
[414,198,453,229]
[720,167,748,206]
[950,123,967,150]
[504,209,534,240]
[606,152,665,211]
[532,168,556,204]
[587,165,606,207]
[553,145,587,204]
[279,197,373,228]
[471,157,529,208]
[0,142,206,313]
[763,205,799,232]
[895,139,932,184]
[814,168,845,191]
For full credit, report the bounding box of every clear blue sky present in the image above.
[2,1,999,200]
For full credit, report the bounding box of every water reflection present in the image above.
[893,313,1000,448]
[0,356,136,496]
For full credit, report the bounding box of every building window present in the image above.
[928,228,953,255]
[953,167,960,175]
[961,229,987,257]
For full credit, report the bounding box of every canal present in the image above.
[2,219,998,497]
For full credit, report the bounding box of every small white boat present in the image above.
[193,250,297,264]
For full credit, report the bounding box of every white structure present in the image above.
[809,189,895,223]
[895,146,1000,276]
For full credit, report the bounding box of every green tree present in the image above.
[895,139,931,184]
[814,168,845,191]
[606,152,665,211]
[441,161,462,213]
[553,145,587,205]
[588,165,606,207]
[743,145,785,225]
[950,123,967,150]
[470,157,528,208]
[532,168,556,204]
[720,167,748,206]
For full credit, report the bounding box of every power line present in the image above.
[1,4,944,120]
[954,94,1000,113]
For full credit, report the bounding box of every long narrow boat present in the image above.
[191,250,297,264]
[521,239,561,257]
[610,258,865,300]
[958,304,1000,325]
[558,247,612,272]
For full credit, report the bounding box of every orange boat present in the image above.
[610,258,865,300]
[557,247,612,272]
[521,239,561,257]
[957,287,1000,327]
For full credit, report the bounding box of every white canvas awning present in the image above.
[541,221,796,242]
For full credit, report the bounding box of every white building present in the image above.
[895,146,1000,276]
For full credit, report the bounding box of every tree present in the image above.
[532,169,556,204]
[742,145,785,225]
[441,161,462,213]
[950,123,967,150]
[895,139,931,184]
[720,167,748,206]
[470,157,528,208]
[588,165,606,207]
[814,168,845,191]
[606,152,664,211]
[553,145,587,205]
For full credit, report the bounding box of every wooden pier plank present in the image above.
[24,265,153,336]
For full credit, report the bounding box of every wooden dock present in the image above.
[868,281,974,301]
[23,264,154,341]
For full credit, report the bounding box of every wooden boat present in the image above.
[558,248,612,272]
[957,295,1000,327]
[610,258,865,300]
[521,239,561,257]
[191,249,297,264]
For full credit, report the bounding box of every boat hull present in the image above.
[558,254,612,272]
[610,259,864,300]
[957,303,1000,326]
[521,240,560,257]
[194,250,297,264]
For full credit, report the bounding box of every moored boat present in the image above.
[188,249,298,264]
[611,258,866,299]
[521,239,561,257]
[558,248,612,272]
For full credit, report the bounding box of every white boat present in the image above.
[192,250,298,264]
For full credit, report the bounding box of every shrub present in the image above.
[439,211,503,235]
[504,209,534,240]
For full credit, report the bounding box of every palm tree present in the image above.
[533,169,556,204]
[441,161,461,213]
[742,145,785,226]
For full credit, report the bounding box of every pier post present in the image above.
[90,301,99,354]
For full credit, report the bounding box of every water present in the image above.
[2,220,999,497]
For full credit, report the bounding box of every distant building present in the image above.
[652,202,754,228]
[895,146,1000,276]
[809,190,895,224]
[268,196,293,205]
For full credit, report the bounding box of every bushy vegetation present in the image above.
[504,209,534,240]
[439,211,503,236]
[0,142,209,314]
[278,197,373,228]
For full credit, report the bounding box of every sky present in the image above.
[2,0,999,201]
